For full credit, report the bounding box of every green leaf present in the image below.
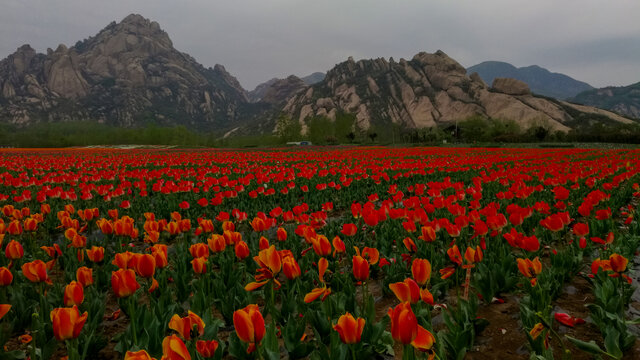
[565,336,607,355]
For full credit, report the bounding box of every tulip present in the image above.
[76,266,93,287]
[529,323,545,339]
[111,269,140,298]
[389,278,421,304]
[388,302,418,344]
[419,226,436,242]
[447,245,463,265]
[411,325,436,353]
[341,223,357,236]
[0,304,10,320]
[5,240,24,260]
[192,257,208,274]
[196,340,219,358]
[50,305,88,341]
[189,243,209,259]
[276,227,287,241]
[112,251,135,269]
[124,350,156,360]
[63,281,84,307]
[233,304,265,353]
[411,258,431,286]
[572,223,589,237]
[21,260,50,283]
[352,255,370,281]
[133,253,156,278]
[86,246,105,262]
[161,334,191,360]
[609,253,628,273]
[234,240,250,260]
[332,236,346,256]
[169,311,205,340]
[0,267,13,286]
[208,234,226,253]
[282,255,301,280]
[311,235,332,257]
[333,312,365,344]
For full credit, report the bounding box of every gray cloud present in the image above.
[1,0,638,89]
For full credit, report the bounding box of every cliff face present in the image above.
[0,14,248,130]
[282,51,632,133]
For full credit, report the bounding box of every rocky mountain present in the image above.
[248,72,324,102]
[467,61,593,100]
[282,51,633,134]
[570,82,640,119]
[0,14,248,130]
[301,72,325,85]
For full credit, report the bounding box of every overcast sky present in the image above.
[1,0,639,90]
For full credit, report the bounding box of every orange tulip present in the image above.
[464,246,483,264]
[151,244,169,268]
[189,243,209,259]
[388,302,418,344]
[389,278,421,304]
[21,260,50,283]
[5,240,24,260]
[63,281,84,307]
[124,350,157,360]
[411,326,436,353]
[0,304,10,320]
[333,312,365,344]
[169,311,205,340]
[411,258,432,286]
[352,255,370,281]
[0,267,13,286]
[111,269,140,298]
[447,245,463,265]
[311,235,332,257]
[196,340,219,358]
[282,255,301,280]
[50,305,88,341]
[517,257,542,278]
[258,236,270,250]
[113,251,135,269]
[609,253,628,273]
[419,226,436,242]
[233,304,265,353]
[7,220,22,235]
[133,253,156,278]
[332,236,346,256]
[254,245,282,275]
[161,334,191,360]
[86,246,105,262]
[192,257,207,274]
[76,266,93,287]
[208,234,226,253]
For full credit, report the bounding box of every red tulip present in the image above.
[554,313,585,327]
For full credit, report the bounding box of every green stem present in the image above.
[129,296,138,346]
[351,344,357,360]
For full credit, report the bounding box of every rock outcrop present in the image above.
[282,51,633,133]
[0,14,248,130]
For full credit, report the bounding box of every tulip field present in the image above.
[1,146,640,360]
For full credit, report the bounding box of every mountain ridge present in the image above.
[467,61,593,100]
